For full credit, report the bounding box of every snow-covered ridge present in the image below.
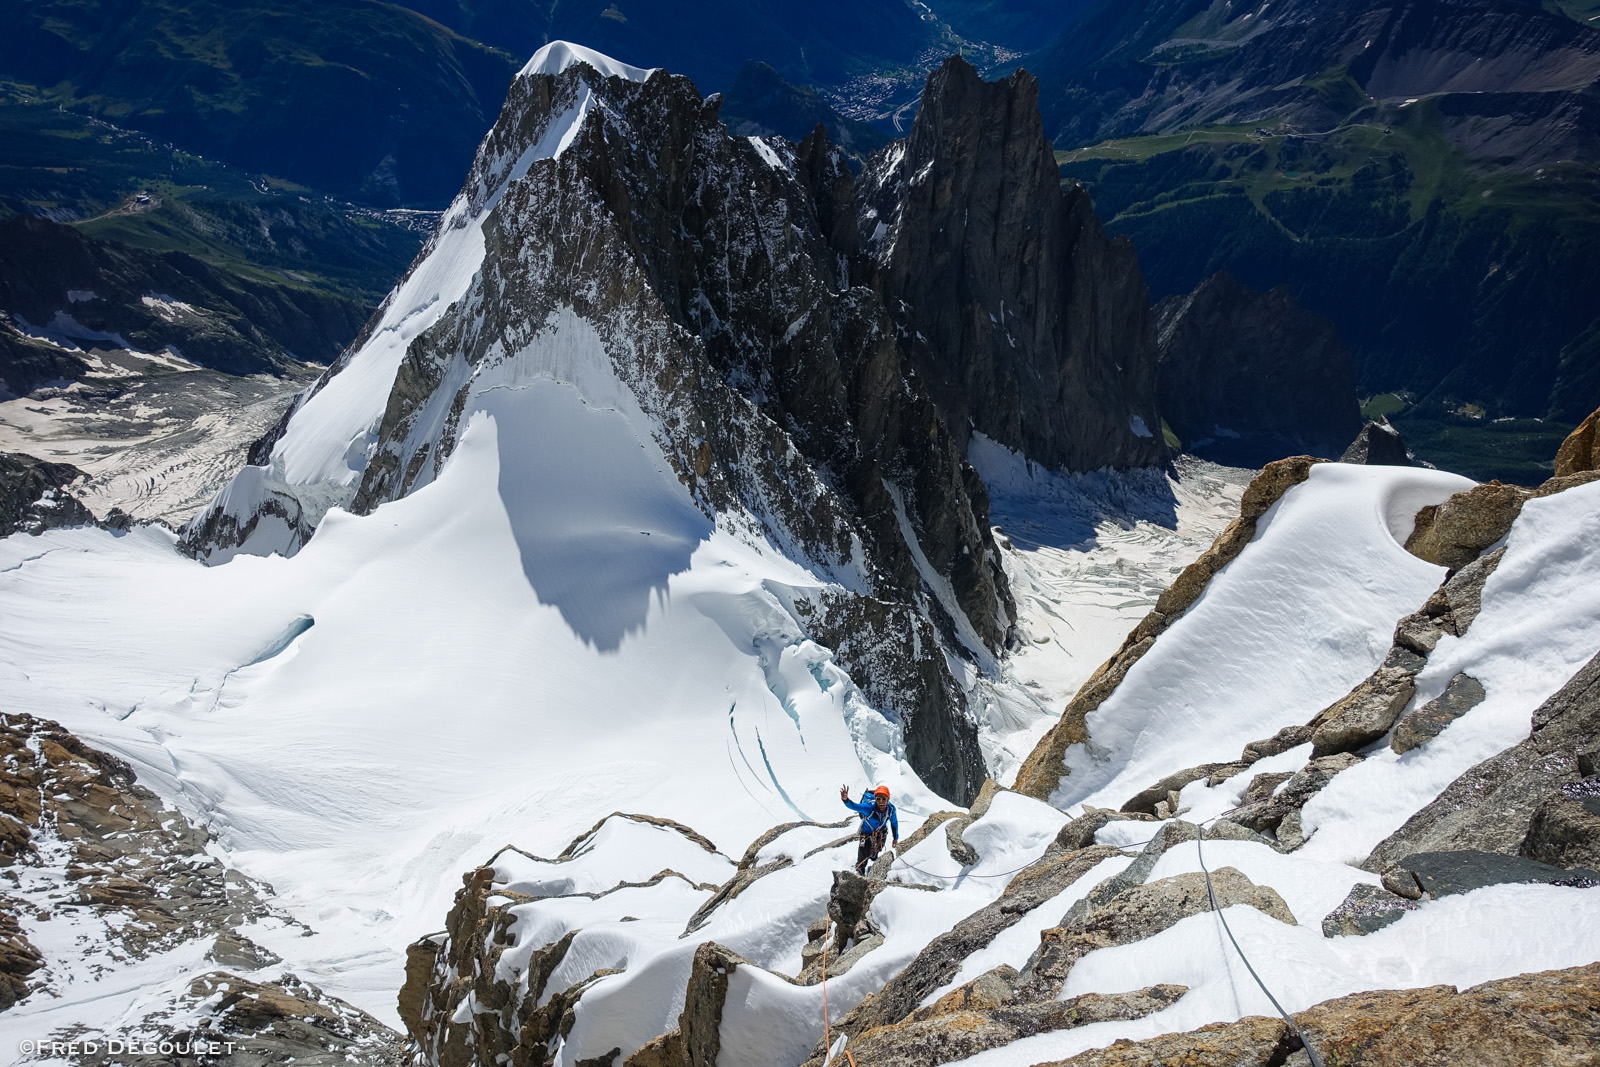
[519,40,656,83]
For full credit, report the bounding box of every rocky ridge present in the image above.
[0,452,94,537]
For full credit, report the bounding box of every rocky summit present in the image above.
[182,48,1169,803]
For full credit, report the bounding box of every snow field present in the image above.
[0,391,942,1028]
[1051,462,1475,813]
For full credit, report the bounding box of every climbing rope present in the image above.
[889,853,1045,881]
[886,809,1328,1066]
[1195,812,1327,1067]
[821,810,1324,1066]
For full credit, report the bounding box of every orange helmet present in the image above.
[874,785,891,798]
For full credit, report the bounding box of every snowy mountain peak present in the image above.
[519,39,657,83]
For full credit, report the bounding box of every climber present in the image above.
[840,783,899,874]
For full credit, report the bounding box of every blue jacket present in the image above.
[844,792,898,838]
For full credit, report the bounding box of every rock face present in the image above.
[0,452,93,536]
[1365,648,1600,872]
[1340,419,1413,466]
[1155,271,1361,466]
[1034,963,1600,1067]
[856,56,1165,474]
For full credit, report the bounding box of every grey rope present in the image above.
[1196,813,1326,1067]
[890,854,1044,880]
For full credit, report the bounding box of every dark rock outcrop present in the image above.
[1391,672,1487,754]
[1320,883,1417,937]
[1340,420,1413,466]
[857,56,1165,474]
[1156,271,1361,466]
[1391,850,1600,897]
[0,452,93,536]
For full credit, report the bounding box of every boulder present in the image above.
[1120,764,1233,815]
[1054,808,1156,851]
[1519,779,1600,869]
[1241,724,1312,762]
[1340,419,1412,466]
[1405,482,1531,570]
[1391,673,1486,753]
[1310,669,1417,757]
[1320,883,1417,937]
[1554,406,1598,476]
